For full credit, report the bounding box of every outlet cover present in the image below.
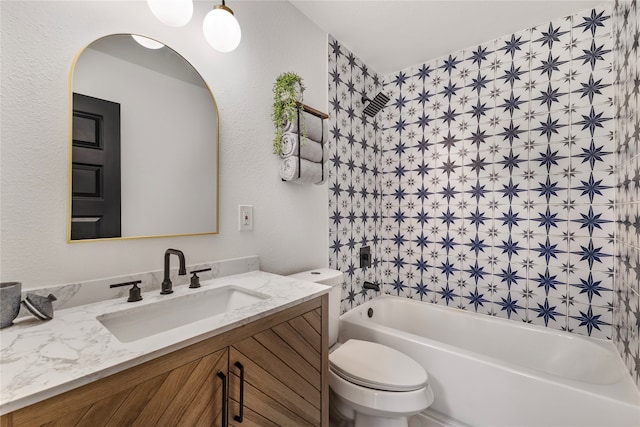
[238,205,253,231]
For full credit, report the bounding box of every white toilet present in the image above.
[288,269,434,427]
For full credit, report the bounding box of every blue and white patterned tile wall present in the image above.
[327,36,383,313]
[612,0,640,387]
[329,6,617,338]
[379,6,615,339]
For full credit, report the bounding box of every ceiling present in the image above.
[289,0,607,75]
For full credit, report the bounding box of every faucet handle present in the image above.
[110,280,143,302]
[189,268,212,289]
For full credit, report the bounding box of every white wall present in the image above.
[1,1,328,289]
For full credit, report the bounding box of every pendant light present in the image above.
[147,0,193,27]
[131,35,165,50]
[202,0,241,53]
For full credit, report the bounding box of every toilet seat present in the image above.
[329,339,428,392]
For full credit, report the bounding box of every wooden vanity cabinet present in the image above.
[228,306,324,427]
[1,342,230,427]
[1,295,328,427]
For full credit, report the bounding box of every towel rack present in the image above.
[282,102,328,182]
[296,102,329,120]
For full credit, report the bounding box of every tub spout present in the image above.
[363,281,380,292]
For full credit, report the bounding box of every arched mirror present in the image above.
[69,34,218,241]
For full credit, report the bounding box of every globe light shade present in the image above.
[147,0,193,27]
[131,35,165,50]
[203,5,241,53]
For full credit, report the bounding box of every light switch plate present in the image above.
[239,205,253,231]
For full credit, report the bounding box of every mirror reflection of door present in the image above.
[71,93,121,239]
[70,34,219,241]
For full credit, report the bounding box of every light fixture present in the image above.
[131,35,165,50]
[202,0,241,53]
[147,0,193,27]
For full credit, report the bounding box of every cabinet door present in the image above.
[127,347,229,427]
[7,347,228,427]
[229,307,323,427]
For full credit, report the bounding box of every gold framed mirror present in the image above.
[69,34,219,241]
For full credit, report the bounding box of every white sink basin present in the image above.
[97,285,269,343]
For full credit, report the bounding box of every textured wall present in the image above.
[1,1,328,289]
[613,0,640,388]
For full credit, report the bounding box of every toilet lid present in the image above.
[329,339,428,392]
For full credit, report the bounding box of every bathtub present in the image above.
[338,295,640,427]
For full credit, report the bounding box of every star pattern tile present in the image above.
[328,35,383,313]
[613,0,640,389]
[329,3,639,388]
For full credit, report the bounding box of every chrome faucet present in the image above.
[161,248,186,295]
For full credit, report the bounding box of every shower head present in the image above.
[361,92,390,117]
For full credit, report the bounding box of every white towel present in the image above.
[280,156,326,184]
[280,132,327,163]
[282,110,326,143]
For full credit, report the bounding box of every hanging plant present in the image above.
[272,72,305,155]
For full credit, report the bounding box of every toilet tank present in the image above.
[288,269,343,346]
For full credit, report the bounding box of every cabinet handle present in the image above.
[233,361,244,423]
[217,371,228,427]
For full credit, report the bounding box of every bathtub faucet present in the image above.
[363,281,380,292]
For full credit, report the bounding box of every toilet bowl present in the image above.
[329,339,434,427]
[288,269,434,427]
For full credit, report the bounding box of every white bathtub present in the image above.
[338,295,640,427]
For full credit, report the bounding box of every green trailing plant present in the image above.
[272,72,305,155]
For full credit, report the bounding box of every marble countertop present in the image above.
[0,271,329,415]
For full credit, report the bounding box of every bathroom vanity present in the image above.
[0,271,329,426]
